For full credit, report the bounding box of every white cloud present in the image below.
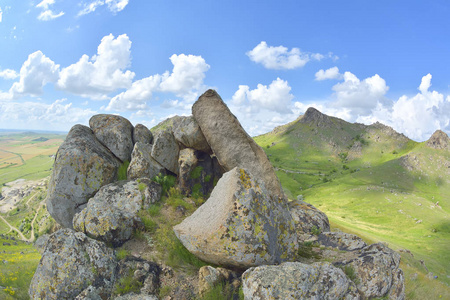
[0,99,95,131]
[106,74,163,111]
[78,0,129,16]
[57,33,135,99]
[0,69,19,80]
[246,41,330,70]
[231,78,294,114]
[9,51,60,98]
[159,54,210,97]
[0,7,3,23]
[36,0,64,21]
[418,73,432,93]
[315,66,342,81]
[331,72,389,116]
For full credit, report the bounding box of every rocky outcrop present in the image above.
[33,233,50,255]
[127,142,166,180]
[318,232,367,251]
[173,116,211,153]
[29,229,117,300]
[178,148,223,196]
[73,179,161,246]
[192,89,284,200]
[198,266,240,297]
[115,257,161,297]
[426,130,450,150]
[242,261,360,299]
[289,200,330,236]
[151,131,180,175]
[335,243,405,299]
[89,114,134,162]
[133,124,153,145]
[47,125,121,229]
[173,167,297,269]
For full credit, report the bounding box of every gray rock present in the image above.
[318,232,367,251]
[173,167,297,269]
[289,200,330,235]
[151,130,180,175]
[173,116,211,153]
[73,180,161,246]
[242,261,360,300]
[192,89,284,200]
[178,148,223,196]
[133,123,153,144]
[74,285,106,300]
[198,266,239,297]
[47,125,121,229]
[426,130,450,150]
[29,229,117,300]
[115,257,160,297]
[114,293,158,300]
[89,114,134,162]
[33,234,50,255]
[128,142,166,180]
[336,242,404,299]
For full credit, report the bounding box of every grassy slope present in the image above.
[254,112,450,296]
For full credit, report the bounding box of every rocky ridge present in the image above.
[30,90,405,299]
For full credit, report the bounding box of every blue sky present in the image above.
[0,0,449,141]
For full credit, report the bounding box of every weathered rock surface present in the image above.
[47,125,121,228]
[128,142,166,180]
[318,232,367,251]
[289,200,330,235]
[242,261,360,300]
[173,167,297,269]
[192,89,284,200]
[178,148,223,196]
[115,257,161,297]
[33,233,50,255]
[29,229,117,300]
[335,243,405,299]
[173,116,211,153]
[151,130,180,175]
[133,123,153,144]
[198,266,240,297]
[426,129,450,150]
[73,179,161,246]
[89,114,134,162]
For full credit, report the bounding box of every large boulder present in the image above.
[335,243,405,299]
[192,90,284,200]
[151,131,180,175]
[47,125,121,229]
[173,116,211,153]
[29,229,117,300]
[289,200,330,235]
[173,167,297,269]
[73,179,161,246]
[242,261,360,300]
[178,148,223,196]
[128,142,166,180]
[89,114,134,162]
[133,123,153,144]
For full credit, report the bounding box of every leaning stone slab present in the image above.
[151,130,180,175]
[73,179,161,246]
[133,123,153,144]
[173,167,297,269]
[128,142,166,180]
[90,114,134,162]
[242,261,360,300]
[28,229,117,300]
[192,89,284,200]
[173,116,211,153]
[47,125,121,229]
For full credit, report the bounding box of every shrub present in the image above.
[311,225,321,235]
[152,173,176,196]
[190,166,203,179]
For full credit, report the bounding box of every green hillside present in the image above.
[255,107,450,296]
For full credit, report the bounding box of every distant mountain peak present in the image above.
[426,130,450,150]
[299,107,334,128]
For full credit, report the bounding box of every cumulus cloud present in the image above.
[36,0,64,21]
[0,99,95,131]
[331,72,389,116]
[0,69,19,80]
[78,0,129,16]
[9,51,60,98]
[418,73,432,94]
[0,7,3,23]
[106,53,209,112]
[231,78,294,114]
[315,66,342,81]
[57,33,135,99]
[247,41,332,70]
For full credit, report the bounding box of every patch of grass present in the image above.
[148,204,161,217]
[311,225,321,235]
[137,210,158,233]
[152,173,176,196]
[190,166,203,179]
[340,265,359,284]
[117,160,130,181]
[297,242,321,259]
[113,268,143,296]
[200,282,242,300]
[115,249,131,260]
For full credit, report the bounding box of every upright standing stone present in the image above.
[192,89,284,200]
